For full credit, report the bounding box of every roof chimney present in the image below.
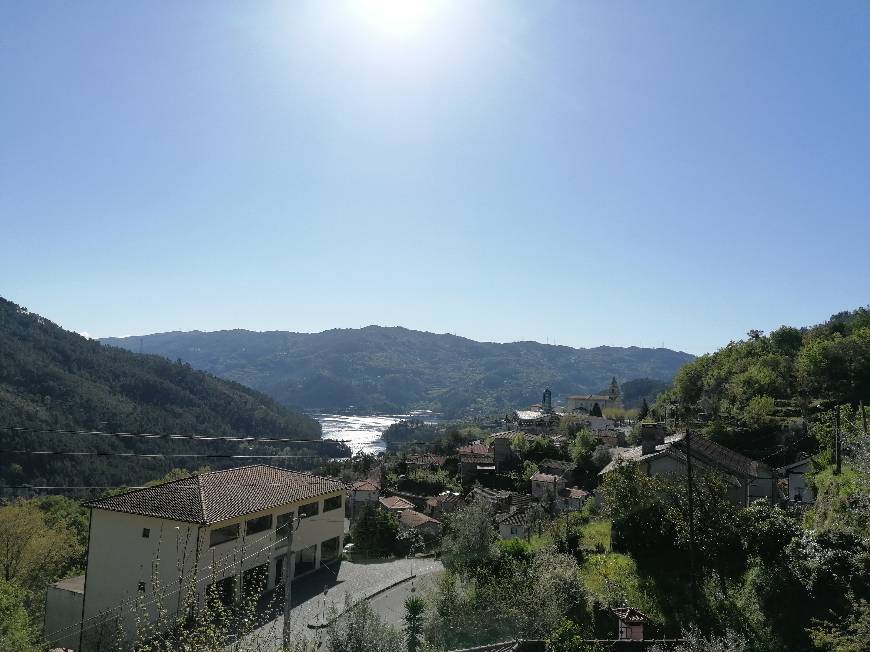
[640,423,666,456]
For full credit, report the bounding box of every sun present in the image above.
[351,0,444,39]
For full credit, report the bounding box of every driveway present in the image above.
[230,557,443,651]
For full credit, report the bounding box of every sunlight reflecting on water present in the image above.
[313,412,436,456]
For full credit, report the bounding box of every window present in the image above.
[142,528,150,538]
[510,527,518,536]
[209,523,240,547]
[245,514,273,536]
[137,581,146,592]
[323,495,342,512]
[298,501,319,518]
[276,512,294,539]
[321,536,340,560]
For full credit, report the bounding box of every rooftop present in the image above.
[84,464,347,525]
[400,509,442,529]
[352,479,380,491]
[380,495,415,510]
[530,472,563,484]
[50,574,85,594]
[599,432,769,480]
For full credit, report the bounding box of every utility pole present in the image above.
[835,405,842,475]
[686,427,696,614]
[282,514,296,649]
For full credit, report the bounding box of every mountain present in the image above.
[0,297,327,488]
[102,327,695,417]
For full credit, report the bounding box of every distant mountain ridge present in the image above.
[102,326,695,417]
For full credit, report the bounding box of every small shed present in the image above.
[611,606,649,641]
[45,574,85,650]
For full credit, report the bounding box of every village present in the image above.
[42,381,816,652]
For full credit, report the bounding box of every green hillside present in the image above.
[0,297,329,488]
[655,307,870,463]
[102,327,694,417]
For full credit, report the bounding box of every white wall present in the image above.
[79,490,345,651]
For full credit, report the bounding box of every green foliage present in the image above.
[397,468,459,495]
[102,326,694,418]
[440,500,498,573]
[655,307,870,461]
[0,579,39,652]
[404,596,426,652]
[382,419,441,448]
[0,297,327,488]
[622,378,671,410]
[325,597,403,652]
[350,504,399,557]
[426,548,586,648]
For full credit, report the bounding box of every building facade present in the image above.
[54,465,347,652]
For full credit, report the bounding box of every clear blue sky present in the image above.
[2,1,868,355]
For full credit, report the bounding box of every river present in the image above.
[312,412,438,456]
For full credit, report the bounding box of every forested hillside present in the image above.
[0,298,331,488]
[655,307,870,463]
[102,327,693,417]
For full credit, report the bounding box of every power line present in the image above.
[0,450,333,459]
[1,425,354,445]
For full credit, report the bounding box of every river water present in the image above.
[313,412,437,456]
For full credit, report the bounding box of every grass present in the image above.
[580,519,611,552]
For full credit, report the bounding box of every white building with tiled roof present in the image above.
[599,425,775,506]
[56,465,347,651]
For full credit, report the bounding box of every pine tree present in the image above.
[639,398,650,421]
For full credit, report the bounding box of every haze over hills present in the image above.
[102,327,695,417]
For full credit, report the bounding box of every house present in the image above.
[379,495,415,513]
[489,431,521,467]
[467,485,513,512]
[425,492,465,519]
[497,509,533,541]
[537,458,575,479]
[567,394,621,413]
[506,410,560,434]
[597,429,627,448]
[458,444,496,485]
[556,486,589,512]
[399,509,443,540]
[779,458,815,503]
[349,479,380,519]
[600,424,775,506]
[60,465,347,652]
[529,472,565,501]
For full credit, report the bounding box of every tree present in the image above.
[440,500,497,573]
[0,580,38,652]
[403,596,425,652]
[351,505,399,557]
[638,398,650,421]
[325,597,403,652]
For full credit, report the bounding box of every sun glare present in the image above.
[351,0,444,39]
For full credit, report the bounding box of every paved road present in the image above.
[232,557,443,651]
[363,568,444,629]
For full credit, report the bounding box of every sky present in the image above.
[1,1,868,355]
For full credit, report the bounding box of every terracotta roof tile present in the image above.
[84,465,347,525]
